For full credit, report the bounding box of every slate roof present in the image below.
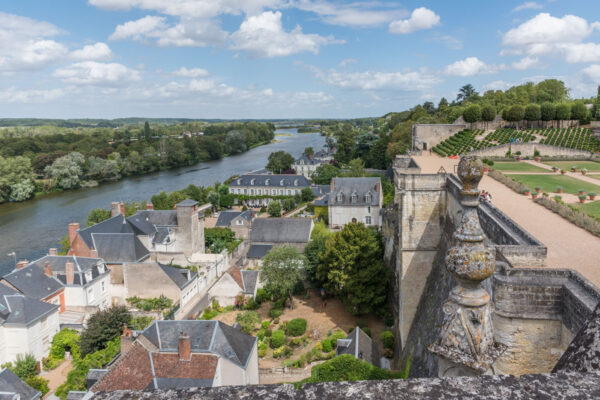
[158,264,197,290]
[2,264,64,300]
[177,199,199,207]
[246,244,272,259]
[250,218,312,244]
[241,270,259,295]
[229,174,310,188]
[92,233,150,264]
[216,210,253,227]
[293,154,319,166]
[311,185,331,197]
[336,326,380,367]
[330,177,381,207]
[142,320,257,368]
[26,255,108,287]
[78,214,135,248]
[0,368,41,400]
[132,210,178,228]
[0,284,58,327]
[314,194,329,207]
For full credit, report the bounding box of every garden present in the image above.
[542,161,600,172]
[491,161,548,173]
[507,175,600,197]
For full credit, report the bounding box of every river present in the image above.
[0,129,325,275]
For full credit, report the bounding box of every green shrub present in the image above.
[257,330,265,341]
[236,311,260,334]
[270,330,285,349]
[265,328,273,337]
[258,341,268,357]
[269,308,283,319]
[321,339,332,352]
[25,375,50,396]
[328,330,347,344]
[362,327,371,337]
[299,354,398,385]
[273,317,280,324]
[381,331,395,350]
[255,288,270,303]
[243,298,260,310]
[273,345,286,358]
[261,320,271,329]
[126,296,172,311]
[286,318,307,337]
[129,316,154,331]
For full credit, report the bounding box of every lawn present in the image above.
[509,175,600,195]
[542,161,600,172]
[570,201,600,222]
[492,162,549,173]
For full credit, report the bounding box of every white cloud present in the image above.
[339,58,358,67]
[0,87,65,103]
[311,66,440,91]
[294,0,407,28]
[389,7,440,34]
[483,80,513,91]
[430,34,463,50]
[70,42,113,61]
[230,11,342,57]
[0,12,68,72]
[89,0,282,17]
[511,56,540,70]
[502,13,600,63]
[444,57,505,77]
[512,2,543,12]
[109,16,167,41]
[53,61,141,86]
[580,64,600,81]
[173,67,210,77]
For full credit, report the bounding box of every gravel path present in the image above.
[413,154,600,287]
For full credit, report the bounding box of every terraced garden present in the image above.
[432,127,600,157]
[508,175,600,196]
[542,161,600,172]
[491,162,548,172]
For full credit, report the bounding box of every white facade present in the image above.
[0,311,60,365]
[293,162,318,178]
[329,204,382,228]
[217,343,259,386]
[64,272,111,311]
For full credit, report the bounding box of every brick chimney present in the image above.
[147,202,154,210]
[44,263,52,277]
[65,261,74,285]
[330,178,335,192]
[251,209,255,218]
[375,181,380,192]
[178,332,191,361]
[120,325,134,355]
[48,248,57,256]
[120,201,125,216]
[16,260,27,270]
[110,202,121,217]
[90,247,99,258]
[68,222,80,245]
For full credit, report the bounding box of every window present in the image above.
[88,287,95,302]
[351,192,357,204]
[365,191,372,203]
[337,193,343,202]
[237,179,241,185]
[365,216,372,225]
[41,316,48,329]
[243,189,247,194]
[280,179,284,186]
[257,189,262,195]
[279,189,283,195]
[250,179,255,186]
[294,179,298,186]
[102,281,106,292]
[250,189,254,195]
[368,206,371,213]
[265,179,270,185]
[236,220,243,225]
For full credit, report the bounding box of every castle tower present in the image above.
[428,155,505,377]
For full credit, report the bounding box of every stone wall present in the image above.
[412,124,466,151]
[468,143,591,158]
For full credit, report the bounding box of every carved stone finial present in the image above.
[428,156,505,376]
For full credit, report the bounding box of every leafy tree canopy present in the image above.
[260,246,307,309]
[266,151,294,174]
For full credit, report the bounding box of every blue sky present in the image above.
[1,0,599,119]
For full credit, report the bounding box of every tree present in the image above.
[346,158,365,177]
[301,187,316,202]
[506,105,525,128]
[260,246,306,309]
[317,223,389,315]
[303,147,314,156]
[456,84,478,103]
[334,129,356,164]
[282,197,296,212]
[267,200,282,217]
[301,354,399,384]
[540,102,556,127]
[3,354,50,396]
[555,103,571,127]
[571,102,588,122]
[524,104,541,128]
[462,104,482,127]
[79,306,131,356]
[535,79,568,103]
[207,191,220,213]
[143,121,152,140]
[438,97,449,110]
[325,136,336,153]
[0,156,35,203]
[311,164,340,185]
[225,130,247,154]
[422,101,436,115]
[304,221,332,284]
[58,234,70,255]
[87,208,111,227]
[44,152,85,189]
[481,105,496,128]
[266,151,294,174]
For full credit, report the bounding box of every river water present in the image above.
[0,129,325,275]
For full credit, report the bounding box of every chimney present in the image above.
[68,222,80,245]
[147,202,154,210]
[16,260,27,270]
[120,201,125,216]
[44,263,52,277]
[375,181,380,192]
[178,332,191,361]
[65,261,74,285]
[251,209,255,218]
[90,247,99,258]
[48,248,57,256]
[330,178,335,192]
[120,325,134,355]
[110,202,121,217]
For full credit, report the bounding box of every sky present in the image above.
[1,0,599,119]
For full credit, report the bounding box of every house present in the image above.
[0,368,41,400]
[215,210,254,239]
[208,267,260,306]
[328,177,383,229]
[89,320,259,391]
[0,284,60,365]
[228,174,311,207]
[250,218,313,251]
[123,262,200,310]
[336,326,380,367]
[292,154,322,178]
[245,244,272,268]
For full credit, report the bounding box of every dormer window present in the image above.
[265,179,270,185]
[280,179,284,186]
[365,191,372,203]
[85,270,93,282]
[294,179,299,186]
[250,179,255,186]
[337,192,344,203]
[237,179,241,185]
[351,191,357,204]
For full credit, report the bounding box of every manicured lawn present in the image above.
[571,201,600,222]
[492,162,549,173]
[542,161,600,172]
[508,174,600,195]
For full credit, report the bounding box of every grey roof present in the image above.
[66,392,88,400]
[135,210,178,227]
[158,264,197,290]
[294,154,319,165]
[229,174,310,188]
[151,378,213,389]
[554,301,600,373]
[314,149,331,159]
[0,284,58,327]
[216,210,253,227]
[0,368,40,400]
[250,218,312,244]
[92,233,150,264]
[314,194,329,207]
[246,244,272,259]
[2,264,64,300]
[311,185,331,197]
[78,215,135,249]
[176,199,198,207]
[141,320,256,368]
[336,326,379,366]
[241,270,259,295]
[26,255,107,287]
[152,227,171,244]
[330,177,381,206]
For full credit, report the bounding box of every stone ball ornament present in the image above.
[457,156,484,195]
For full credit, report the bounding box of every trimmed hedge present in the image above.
[270,330,285,349]
[286,318,307,337]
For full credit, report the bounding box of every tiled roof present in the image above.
[92,233,150,264]
[330,177,381,206]
[0,368,40,400]
[227,267,244,290]
[2,264,64,300]
[0,284,58,326]
[251,218,312,244]
[246,244,272,259]
[229,174,310,188]
[26,255,107,287]
[78,214,135,249]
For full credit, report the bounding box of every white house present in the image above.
[328,177,383,229]
[209,267,260,306]
[228,174,311,207]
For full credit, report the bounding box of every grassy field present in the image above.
[492,162,549,172]
[542,161,600,172]
[571,201,600,221]
[509,175,600,195]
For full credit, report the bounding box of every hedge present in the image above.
[270,330,285,349]
[286,318,307,337]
